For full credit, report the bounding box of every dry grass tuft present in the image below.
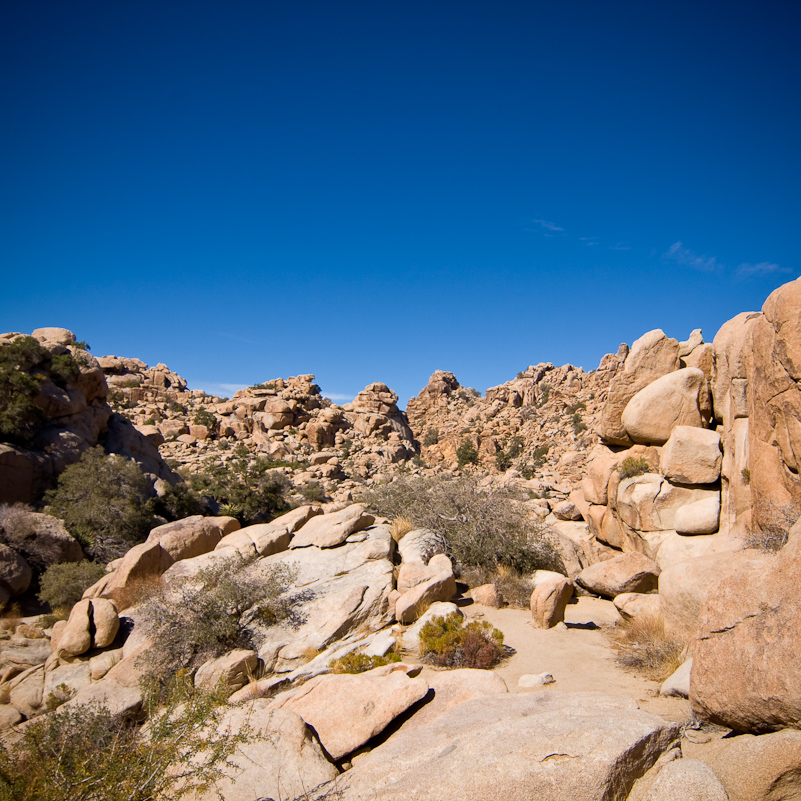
[390,516,415,543]
[112,573,164,612]
[609,613,685,681]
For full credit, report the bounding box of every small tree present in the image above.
[38,561,107,612]
[45,447,154,562]
[0,336,49,446]
[456,439,479,469]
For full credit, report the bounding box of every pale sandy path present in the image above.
[460,596,690,723]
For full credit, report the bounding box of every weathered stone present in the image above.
[689,729,801,801]
[674,495,720,535]
[576,552,659,598]
[581,446,620,505]
[8,665,44,717]
[194,649,258,693]
[530,575,573,628]
[621,367,707,445]
[290,504,375,549]
[57,598,92,657]
[268,664,429,760]
[189,704,338,801]
[469,583,504,607]
[145,515,239,561]
[613,592,661,622]
[553,500,582,521]
[63,682,143,721]
[325,691,681,801]
[43,660,92,699]
[395,556,456,624]
[660,658,692,698]
[91,597,120,648]
[691,545,801,732]
[97,540,174,606]
[646,758,729,801]
[655,532,742,572]
[0,544,32,597]
[660,426,722,485]
[518,672,556,688]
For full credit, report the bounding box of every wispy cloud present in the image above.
[610,243,631,251]
[325,392,355,401]
[531,218,564,232]
[579,237,598,246]
[219,383,249,393]
[736,261,790,277]
[664,241,720,272]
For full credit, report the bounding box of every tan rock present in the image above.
[660,658,692,698]
[8,665,44,717]
[194,649,259,693]
[688,729,801,801]
[674,495,720,534]
[62,682,143,721]
[395,560,457,624]
[57,598,92,657]
[268,665,429,760]
[646,758,728,801]
[576,552,659,598]
[613,592,661,621]
[581,446,620,505]
[530,575,573,628]
[691,545,801,732]
[326,691,681,801]
[99,540,174,606]
[599,329,681,445]
[469,583,504,608]
[146,515,239,561]
[290,504,375,549]
[621,367,707,445]
[0,544,32,597]
[660,426,722,484]
[655,531,742,572]
[270,504,324,532]
[32,327,75,344]
[91,597,120,648]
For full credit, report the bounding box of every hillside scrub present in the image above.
[360,475,558,574]
[37,561,107,613]
[137,553,298,674]
[0,335,49,446]
[0,674,247,801]
[44,447,154,562]
[419,612,505,669]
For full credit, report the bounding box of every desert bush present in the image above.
[151,481,206,521]
[536,383,551,407]
[495,435,524,471]
[188,454,291,524]
[741,466,751,484]
[745,501,799,552]
[0,335,49,446]
[330,652,401,674]
[192,407,217,430]
[49,352,80,387]
[419,613,504,669]
[456,439,479,469]
[138,553,298,673]
[361,475,559,574]
[44,447,155,562]
[422,428,439,447]
[300,481,326,503]
[571,412,587,435]
[0,674,247,801]
[609,613,685,681]
[37,561,107,612]
[618,456,650,478]
[458,564,533,608]
[390,515,415,543]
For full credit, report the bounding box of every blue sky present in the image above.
[2,1,799,406]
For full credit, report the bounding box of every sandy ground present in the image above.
[459,596,690,724]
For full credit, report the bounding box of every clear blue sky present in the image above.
[2,1,799,406]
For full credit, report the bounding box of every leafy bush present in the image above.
[138,553,298,673]
[609,613,685,681]
[300,481,326,503]
[419,613,504,669]
[536,383,551,408]
[423,428,439,447]
[618,456,650,478]
[361,476,559,574]
[44,447,154,562]
[741,467,751,485]
[188,454,291,524]
[0,335,49,446]
[572,412,587,435]
[152,481,206,521]
[566,401,586,414]
[495,435,524,471]
[37,561,107,612]
[330,652,401,674]
[167,400,187,414]
[456,439,479,469]
[192,407,217,430]
[0,674,247,801]
[49,353,80,387]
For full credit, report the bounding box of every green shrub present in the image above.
[419,613,504,669]
[250,381,276,390]
[152,481,206,521]
[300,481,326,503]
[44,447,155,562]
[49,353,80,387]
[566,401,586,414]
[192,408,216,429]
[330,652,401,674]
[168,400,187,414]
[0,674,247,801]
[618,456,650,478]
[0,335,49,446]
[188,454,291,524]
[572,412,587,435]
[138,553,298,673]
[741,466,751,485]
[360,475,559,574]
[37,561,107,612]
[536,384,551,408]
[423,427,439,446]
[456,439,479,469]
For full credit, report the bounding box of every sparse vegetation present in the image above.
[37,561,107,613]
[423,427,439,446]
[536,383,551,407]
[137,553,298,673]
[192,407,217,430]
[618,456,650,478]
[495,435,523,471]
[0,335,49,446]
[0,673,248,801]
[571,412,587,435]
[361,475,559,574]
[456,438,479,469]
[745,501,799,552]
[300,481,326,503]
[44,447,155,562]
[609,613,685,681]
[741,466,751,485]
[330,652,401,674]
[419,612,505,669]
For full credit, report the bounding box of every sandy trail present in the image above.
[459,596,689,723]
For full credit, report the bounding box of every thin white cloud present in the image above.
[579,237,599,246]
[220,383,249,393]
[325,392,355,401]
[664,242,720,272]
[610,243,631,251]
[531,218,564,232]
[736,261,790,277]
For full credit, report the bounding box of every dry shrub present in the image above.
[390,516,415,543]
[330,652,401,674]
[0,602,23,631]
[458,564,533,609]
[609,613,685,681]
